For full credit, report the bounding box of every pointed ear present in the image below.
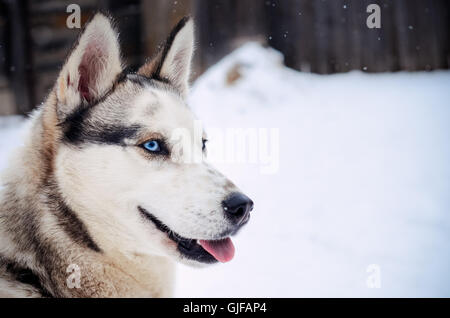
[55,13,122,119]
[138,17,194,98]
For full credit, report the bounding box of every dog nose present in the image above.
[222,192,253,224]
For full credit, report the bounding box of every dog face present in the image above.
[51,14,252,265]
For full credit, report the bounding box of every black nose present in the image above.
[222,192,253,224]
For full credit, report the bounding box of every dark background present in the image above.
[0,0,448,115]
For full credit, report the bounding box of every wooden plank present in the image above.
[141,0,194,69]
[294,0,315,72]
[379,1,400,72]
[393,0,416,70]
[266,0,304,71]
[329,0,351,73]
[7,0,35,115]
[194,0,235,73]
[427,0,449,70]
[235,0,267,38]
[312,0,333,74]
[348,0,364,71]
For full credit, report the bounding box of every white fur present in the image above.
[55,86,240,264]
[0,14,246,297]
[159,19,195,97]
[56,14,122,117]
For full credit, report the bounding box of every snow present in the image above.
[0,116,27,173]
[176,43,450,297]
[1,43,449,297]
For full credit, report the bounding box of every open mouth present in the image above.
[138,206,236,264]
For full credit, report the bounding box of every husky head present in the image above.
[46,14,253,266]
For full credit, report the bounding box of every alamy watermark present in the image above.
[366,4,381,29]
[170,121,279,175]
[66,4,382,31]
[366,264,381,288]
[66,4,81,29]
[66,264,81,289]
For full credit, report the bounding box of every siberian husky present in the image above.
[0,13,253,297]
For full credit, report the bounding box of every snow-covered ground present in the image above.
[1,43,450,297]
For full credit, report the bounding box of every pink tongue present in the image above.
[198,238,235,263]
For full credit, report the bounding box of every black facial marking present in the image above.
[0,187,64,297]
[45,182,101,253]
[126,72,171,89]
[61,105,141,146]
[0,255,52,297]
[150,74,171,85]
[61,69,178,146]
[116,65,139,84]
[65,122,140,145]
[138,206,217,264]
[126,73,153,87]
[153,16,190,79]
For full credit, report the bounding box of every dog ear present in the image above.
[55,13,122,119]
[138,17,194,98]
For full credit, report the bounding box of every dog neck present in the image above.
[0,99,174,297]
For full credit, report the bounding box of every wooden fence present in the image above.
[0,0,448,115]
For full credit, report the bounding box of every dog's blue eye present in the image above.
[143,140,161,152]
